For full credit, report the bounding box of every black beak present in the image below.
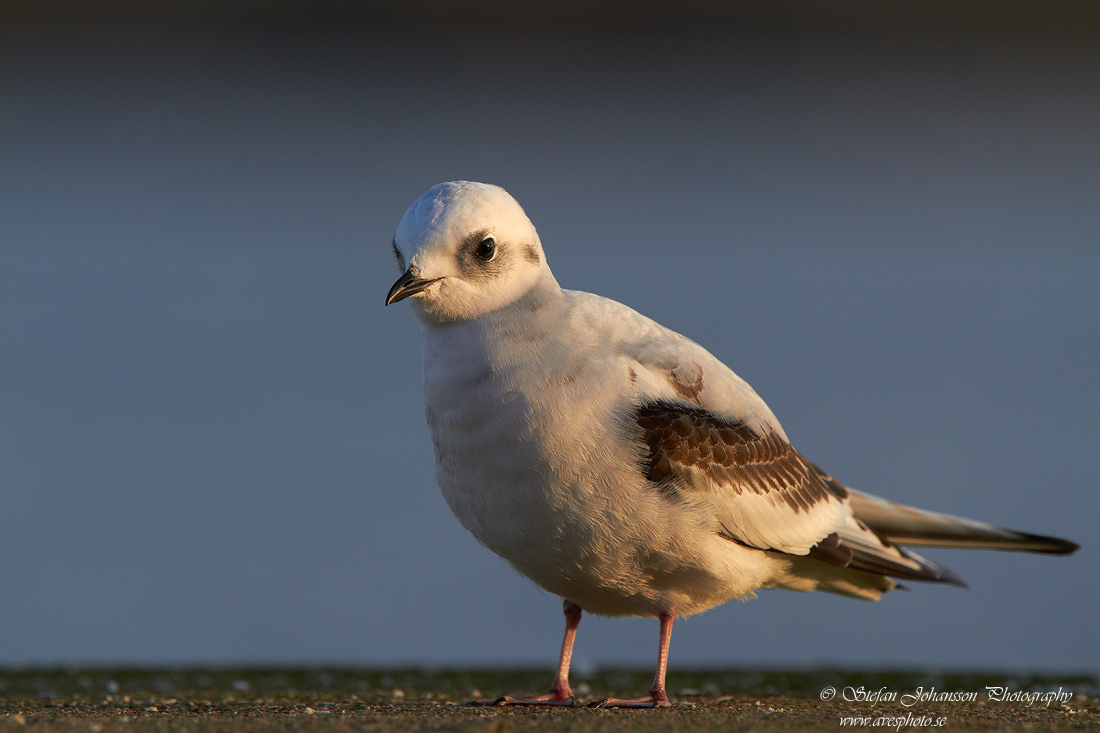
[385,268,442,306]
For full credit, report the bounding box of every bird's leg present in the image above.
[590,612,674,709]
[483,599,582,706]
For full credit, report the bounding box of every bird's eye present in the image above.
[475,237,496,261]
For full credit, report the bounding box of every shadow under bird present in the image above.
[385,181,1079,708]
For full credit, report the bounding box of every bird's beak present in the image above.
[385,268,442,306]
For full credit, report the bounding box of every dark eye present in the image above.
[475,237,497,261]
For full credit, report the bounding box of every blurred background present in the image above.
[2,1,1097,674]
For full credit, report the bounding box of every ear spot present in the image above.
[522,241,541,265]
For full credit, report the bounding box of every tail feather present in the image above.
[781,469,1078,602]
[847,488,1079,555]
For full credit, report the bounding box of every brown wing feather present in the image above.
[633,402,975,587]
[634,401,844,554]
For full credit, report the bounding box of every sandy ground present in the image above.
[2,668,1097,732]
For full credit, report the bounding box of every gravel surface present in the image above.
[2,668,1096,731]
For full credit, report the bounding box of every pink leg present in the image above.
[484,599,583,706]
[590,612,674,709]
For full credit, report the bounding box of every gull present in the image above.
[384,181,1078,708]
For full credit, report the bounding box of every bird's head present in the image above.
[385,181,551,325]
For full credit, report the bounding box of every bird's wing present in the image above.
[627,386,970,588]
[592,296,848,555]
[630,397,849,554]
[576,292,1063,589]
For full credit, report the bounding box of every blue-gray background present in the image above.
[2,4,1097,673]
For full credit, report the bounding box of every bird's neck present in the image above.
[420,271,572,392]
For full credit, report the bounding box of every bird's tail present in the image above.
[772,471,1077,600]
[847,488,1079,555]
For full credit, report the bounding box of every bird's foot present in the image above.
[588,690,670,709]
[469,692,576,707]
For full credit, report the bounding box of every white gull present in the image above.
[385,181,1078,708]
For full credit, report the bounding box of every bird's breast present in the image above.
[421,327,561,558]
[420,322,636,573]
